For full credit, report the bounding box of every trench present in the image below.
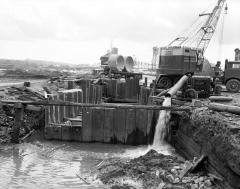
[168,111,240,189]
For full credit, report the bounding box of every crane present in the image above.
[156,0,228,89]
[169,0,227,53]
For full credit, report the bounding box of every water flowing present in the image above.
[152,97,172,148]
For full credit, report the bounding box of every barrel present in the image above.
[108,55,124,72]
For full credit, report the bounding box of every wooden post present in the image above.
[144,77,148,87]
[12,103,24,143]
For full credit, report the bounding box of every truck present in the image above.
[224,60,240,92]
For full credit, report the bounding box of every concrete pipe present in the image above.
[124,56,134,72]
[108,54,125,72]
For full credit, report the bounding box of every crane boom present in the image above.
[168,0,227,54]
[197,0,226,53]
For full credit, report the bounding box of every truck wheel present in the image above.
[158,77,172,89]
[184,88,198,99]
[226,79,240,92]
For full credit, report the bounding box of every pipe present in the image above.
[165,74,191,97]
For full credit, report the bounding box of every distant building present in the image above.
[235,48,240,61]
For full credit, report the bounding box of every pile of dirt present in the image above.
[94,149,218,189]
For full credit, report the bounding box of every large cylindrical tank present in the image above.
[124,56,134,72]
[108,54,124,71]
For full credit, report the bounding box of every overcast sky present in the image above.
[0,0,239,65]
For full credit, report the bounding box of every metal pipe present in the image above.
[165,74,191,97]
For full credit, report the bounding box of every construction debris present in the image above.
[93,150,218,189]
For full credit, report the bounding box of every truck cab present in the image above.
[224,59,240,92]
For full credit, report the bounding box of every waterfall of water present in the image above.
[152,97,172,148]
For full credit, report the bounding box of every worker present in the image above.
[214,61,222,78]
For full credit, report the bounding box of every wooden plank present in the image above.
[133,78,140,99]
[136,109,148,144]
[147,110,154,137]
[113,108,126,143]
[52,126,62,140]
[92,108,104,142]
[44,126,53,140]
[72,126,82,141]
[95,85,100,104]
[128,79,133,99]
[125,109,136,145]
[58,93,64,123]
[45,105,50,127]
[89,84,93,104]
[65,92,72,118]
[73,91,78,117]
[0,100,191,111]
[104,108,115,143]
[61,126,72,141]
[125,78,130,99]
[93,85,97,104]
[82,107,92,142]
[49,95,55,123]
[53,95,59,123]
[98,85,102,104]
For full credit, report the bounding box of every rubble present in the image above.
[0,85,45,144]
[93,149,218,189]
[172,107,240,189]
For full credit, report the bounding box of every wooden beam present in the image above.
[0,100,191,112]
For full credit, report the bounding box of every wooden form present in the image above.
[103,78,140,100]
[1,100,191,111]
[44,107,159,144]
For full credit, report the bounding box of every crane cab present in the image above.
[156,46,203,89]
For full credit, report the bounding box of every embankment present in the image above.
[171,107,240,189]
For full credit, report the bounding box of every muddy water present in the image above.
[0,141,132,189]
[0,141,176,189]
[0,140,174,189]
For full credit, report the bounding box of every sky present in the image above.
[0,0,239,65]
